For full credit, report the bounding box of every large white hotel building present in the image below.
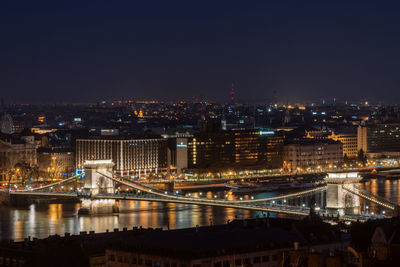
[76,137,168,175]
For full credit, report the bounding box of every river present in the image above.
[0,178,398,241]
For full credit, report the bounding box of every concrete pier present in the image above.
[78,159,118,214]
[78,198,119,215]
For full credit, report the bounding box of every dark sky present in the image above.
[2,0,400,103]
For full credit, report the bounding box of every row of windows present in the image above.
[76,140,167,170]
[287,159,341,163]
[287,153,341,157]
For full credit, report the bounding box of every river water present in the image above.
[0,178,398,241]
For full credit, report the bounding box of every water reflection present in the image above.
[1,179,400,241]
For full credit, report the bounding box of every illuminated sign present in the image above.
[84,159,113,165]
[76,168,84,178]
[177,142,187,148]
[327,172,359,179]
[259,130,275,136]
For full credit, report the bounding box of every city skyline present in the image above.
[3,2,400,266]
[2,1,400,103]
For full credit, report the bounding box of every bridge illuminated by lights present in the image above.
[7,160,399,222]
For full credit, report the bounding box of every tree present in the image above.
[13,162,39,185]
[343,154,350,165]
[357,149,367,165]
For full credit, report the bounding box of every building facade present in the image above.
[0,137,37,182]
[283,139,343,171]
[185,129,283,171]
[358,123,400,156]
[328,131,358,158]
[76,137,168,175]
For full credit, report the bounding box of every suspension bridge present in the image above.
[7,160,399,222]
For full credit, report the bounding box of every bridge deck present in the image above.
[7,170,395,222]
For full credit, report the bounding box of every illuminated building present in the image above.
[37,147,74,178]
[328,131,358,158]
[305,129,357,158]
[358,123,400,157]
[176,136,189,174]
[76,137,168,176]
[161,131,194,174]
[186,129,283,170]
[30,127,58,134]
[37,115,46,124]
[0,133,37,182]
[283,139,342,171]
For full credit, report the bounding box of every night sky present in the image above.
[2,1,400,103]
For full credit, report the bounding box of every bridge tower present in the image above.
[83,160,115,195]
[78,160,118,214]
[324,172,361,216]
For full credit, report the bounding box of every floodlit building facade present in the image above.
[328,131,358,158]
[283,139,343,171]
[76,137,168,175]
[0,136,36,182]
